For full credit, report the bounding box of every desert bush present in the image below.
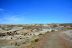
[34,39,39,42]
[39,33,43,35]
[51,30,55,32]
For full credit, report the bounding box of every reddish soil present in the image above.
[27,31,72,48]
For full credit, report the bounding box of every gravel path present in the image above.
[43,32,65,48]
[32,31,66,48]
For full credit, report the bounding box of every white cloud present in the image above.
[4,16,24,22]
[4,16,19,21]
[0,15,25,24]
[0,8,4,11]
[0,8,25,24]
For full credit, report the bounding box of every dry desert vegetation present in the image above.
[0,24,72,48]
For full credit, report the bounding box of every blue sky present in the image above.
[0,0,72,24]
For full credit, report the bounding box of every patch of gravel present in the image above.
[0,45,16,48]
[61,30,72,41]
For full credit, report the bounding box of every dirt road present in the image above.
[43,32,65,48]
[31,31,66,48]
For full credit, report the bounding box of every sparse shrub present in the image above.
[24,33,27,36]
[34,39,39,42]
[32,47,34,48]
[39,33,43,35]
[15,42,20,46]
[22,42,26,44]
[51,30,55,32]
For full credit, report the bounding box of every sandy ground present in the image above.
[29,31,67,48]
[59,30,72,48]
[0,31,70,48]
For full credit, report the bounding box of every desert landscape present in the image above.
[0,0,72,48]
[0,24,72,48]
